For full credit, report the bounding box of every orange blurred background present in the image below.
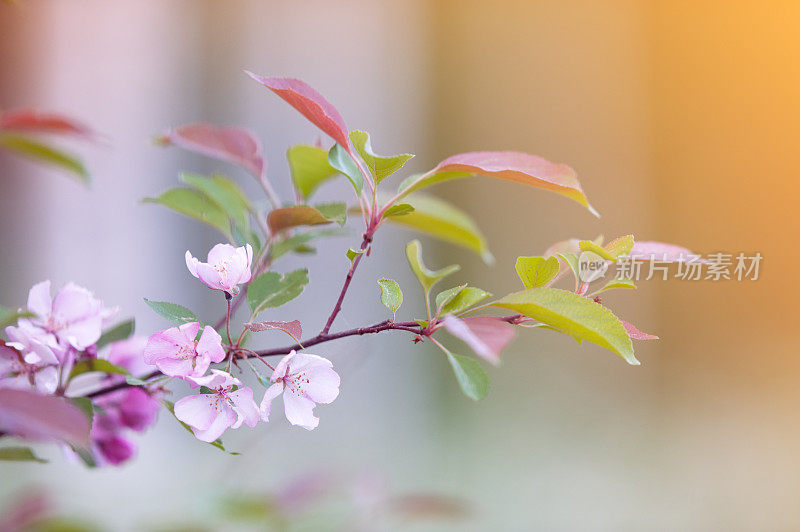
[1,1,799,529]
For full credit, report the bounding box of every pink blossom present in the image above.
[185,243,253,294]
[143,322,225,379]
[0,330,60,394]
[259,351,340,430]
[23,280,117,350]
[103,335,150,377]
[174,370,260,442]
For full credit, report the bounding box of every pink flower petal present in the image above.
[191,406,237,443]
[174,394,217,431]
[259,382,283,422]
[303,366,340,404]
[196,326,225,364]
[282,392,319,430]
[228,387,260,429]
[27,281,52,319]
[629,241,704,263]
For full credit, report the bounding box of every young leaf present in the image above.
[0,134,88,183]
[439,345,489,401]
[557,253,581,284]
[143,299,201,326]
[621,320,659,340]
[398,151,597,216]
[271,227,348,259]
[384,193,492,263]
[327,143,363,194]
[405,239,460,295]
[383,203,414,217]
[143,188,232,238]
[182,173,252,232]
[0,388,91,446]
[579,234,634,261]
[95,319,135,350]
[515,256,560,289]
[377,278,403,319]
[435,285,467,312]
[591,277,636,295]
[267,203,346,234]
[0,446,48,463]
[442,315,516,365]
[346,247,365,262]
[245,320,302,343]
[493,288,637,365]
[349,130,413,183]
[246,73,351,151]
[247,269,309,315]
[287,144,339,199]
[0,108,95,139]
[0,306,33,329]
[438,286,491,316]
[69,359,130,380]
[125,376,149,386]
[157,123,264,179]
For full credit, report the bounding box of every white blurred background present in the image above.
[2,1,800,530]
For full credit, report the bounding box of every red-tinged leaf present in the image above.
[0,109,95,140]
[442,315,516,365]
[0,388,90,446]
[629,241,704,262]
[157,123,265,178]
[402,151,598,216]
[621,320,659,340]
[543,238,581,258]
[245,72,351,152]
[245,320,302,341]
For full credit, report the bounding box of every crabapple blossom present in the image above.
[174,369,260,442]
[143,322,225,379]
[185,243,253,294]
[22,280,117,350]
[260,351,340,430]
[0,340,59,394]
[103,335,150,377]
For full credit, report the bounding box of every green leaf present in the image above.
[377,278,403,318]
[327,143,363,195]
[69,397,94,427]
[0,446,48,463]
[95,319,135,350]
[247,269,309,315]
[441,347,489,401]
[0,133,89,183]
[0,305,33,329]
[271,227,348,259]
[267,202,346,233]
[383,203,414,217]
[70,359,130,380]
[162,400,239,455]
[437,286,491,316]
[384,193,492,263]
[557,252,581,283]
[181,173,252,232]
[144,299,201,326]
[288,144,339,199]
[405,239,460,295]
[125,376,149,386]
[514,256,560,289]
[349,130,414,184]
[579,234,634,261]
[492,288,637,365]
[143,188,232,238]
[591,277,637,295]
[346,247,365,262]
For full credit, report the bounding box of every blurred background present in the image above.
[0,0,798,529]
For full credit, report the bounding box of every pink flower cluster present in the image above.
[143,244,340,442]
[1,281,161,466]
